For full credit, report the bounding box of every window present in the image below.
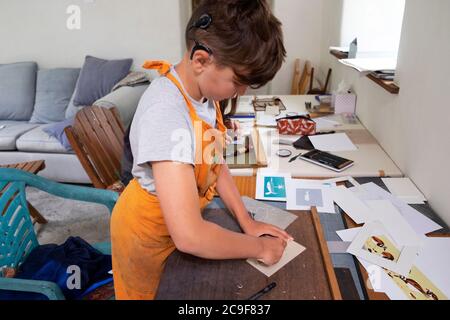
[340,0,406,58]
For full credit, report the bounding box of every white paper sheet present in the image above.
[339,58,397,73]
[241,197,298,230]
[381,178,426,204]
[314,117,342,131]
[331,186,372,224]
[286,179,336,214]
[365,200,423,246]
[346,221,420,276]
[336,227,362,243]
[247,241,306,277]
[309,133,358,152]
[351,183,442,235]
[415,238,450,298]
[255,172,291,202]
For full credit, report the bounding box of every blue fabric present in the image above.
[73,55,132,107]
[0,237,112,300]
[30,68,80,124]
[0,62,37,121]
[42,117,74,151]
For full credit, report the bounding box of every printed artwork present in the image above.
[296,188,324,207]
[264,177,286,199]
[364,234,447,300]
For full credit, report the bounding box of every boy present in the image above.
[111,0,290,300]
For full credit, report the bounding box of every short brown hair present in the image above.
[186,0,286,89]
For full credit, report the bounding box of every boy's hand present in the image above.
[224,120,241,145]
[258,236,287,266]
[243,219,293,242]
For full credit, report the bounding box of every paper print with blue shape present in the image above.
[256,172,291,202]
[296,188,324,207]
[264,176,286,199]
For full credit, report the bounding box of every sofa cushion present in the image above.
[30,68,80,124]
[16,125,72,154]
[65,79,85,119]
[0,121,38,150]
[42,118,74,151]
[0,62,37,121]
[73,55,132,107]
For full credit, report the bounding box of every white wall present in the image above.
[271,0,324,95]
[0,0,184,71]
[0,0,323,93]
[320,0,450,226]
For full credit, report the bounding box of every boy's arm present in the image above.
[152,161,285,265]
[215,164,292,241]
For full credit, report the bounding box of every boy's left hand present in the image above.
[243,219,293,242]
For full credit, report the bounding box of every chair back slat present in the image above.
[68,106,125,189]
[298,60,313,95]
[0,181,38,270]
[77,109,117,184]
[91,108,123,169]
[0,181,21,215]
[0,181,8,192]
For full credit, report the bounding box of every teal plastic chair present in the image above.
[0,168,119,300]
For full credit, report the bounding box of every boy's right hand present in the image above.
[258,236,287,266]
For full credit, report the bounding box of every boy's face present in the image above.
[197,61,248,101]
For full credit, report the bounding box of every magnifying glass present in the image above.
[276,149,292,158]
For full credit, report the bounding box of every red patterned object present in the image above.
[276,115,316,135]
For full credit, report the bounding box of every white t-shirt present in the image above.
[130,66,217,194]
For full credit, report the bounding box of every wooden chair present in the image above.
[308,68,332,95]
[0,168,118,300]
[65,106,126,192]
[291,59,302,95]
[298,60,313,95]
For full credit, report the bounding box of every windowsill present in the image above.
[330,50,400,94]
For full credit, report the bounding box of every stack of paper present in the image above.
[344,199,423,276]
[350,183,441,235]
[337,228,450,300]
[329,180,447,299]
[339,58,397,74]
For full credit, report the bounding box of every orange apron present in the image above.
[111,61,227,300]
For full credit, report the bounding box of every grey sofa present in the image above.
[0,61,148,184]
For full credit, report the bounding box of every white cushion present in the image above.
[0,121,38,150]
[16,125,72,154]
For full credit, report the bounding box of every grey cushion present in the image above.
[42,117,74,151]
[73,55,132,107]
[0,121,38,150]
[0,62,37,121]
[30,68,80,124]
[94,84,149,128]
[16,125,71,154]
[65,77,85,119]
